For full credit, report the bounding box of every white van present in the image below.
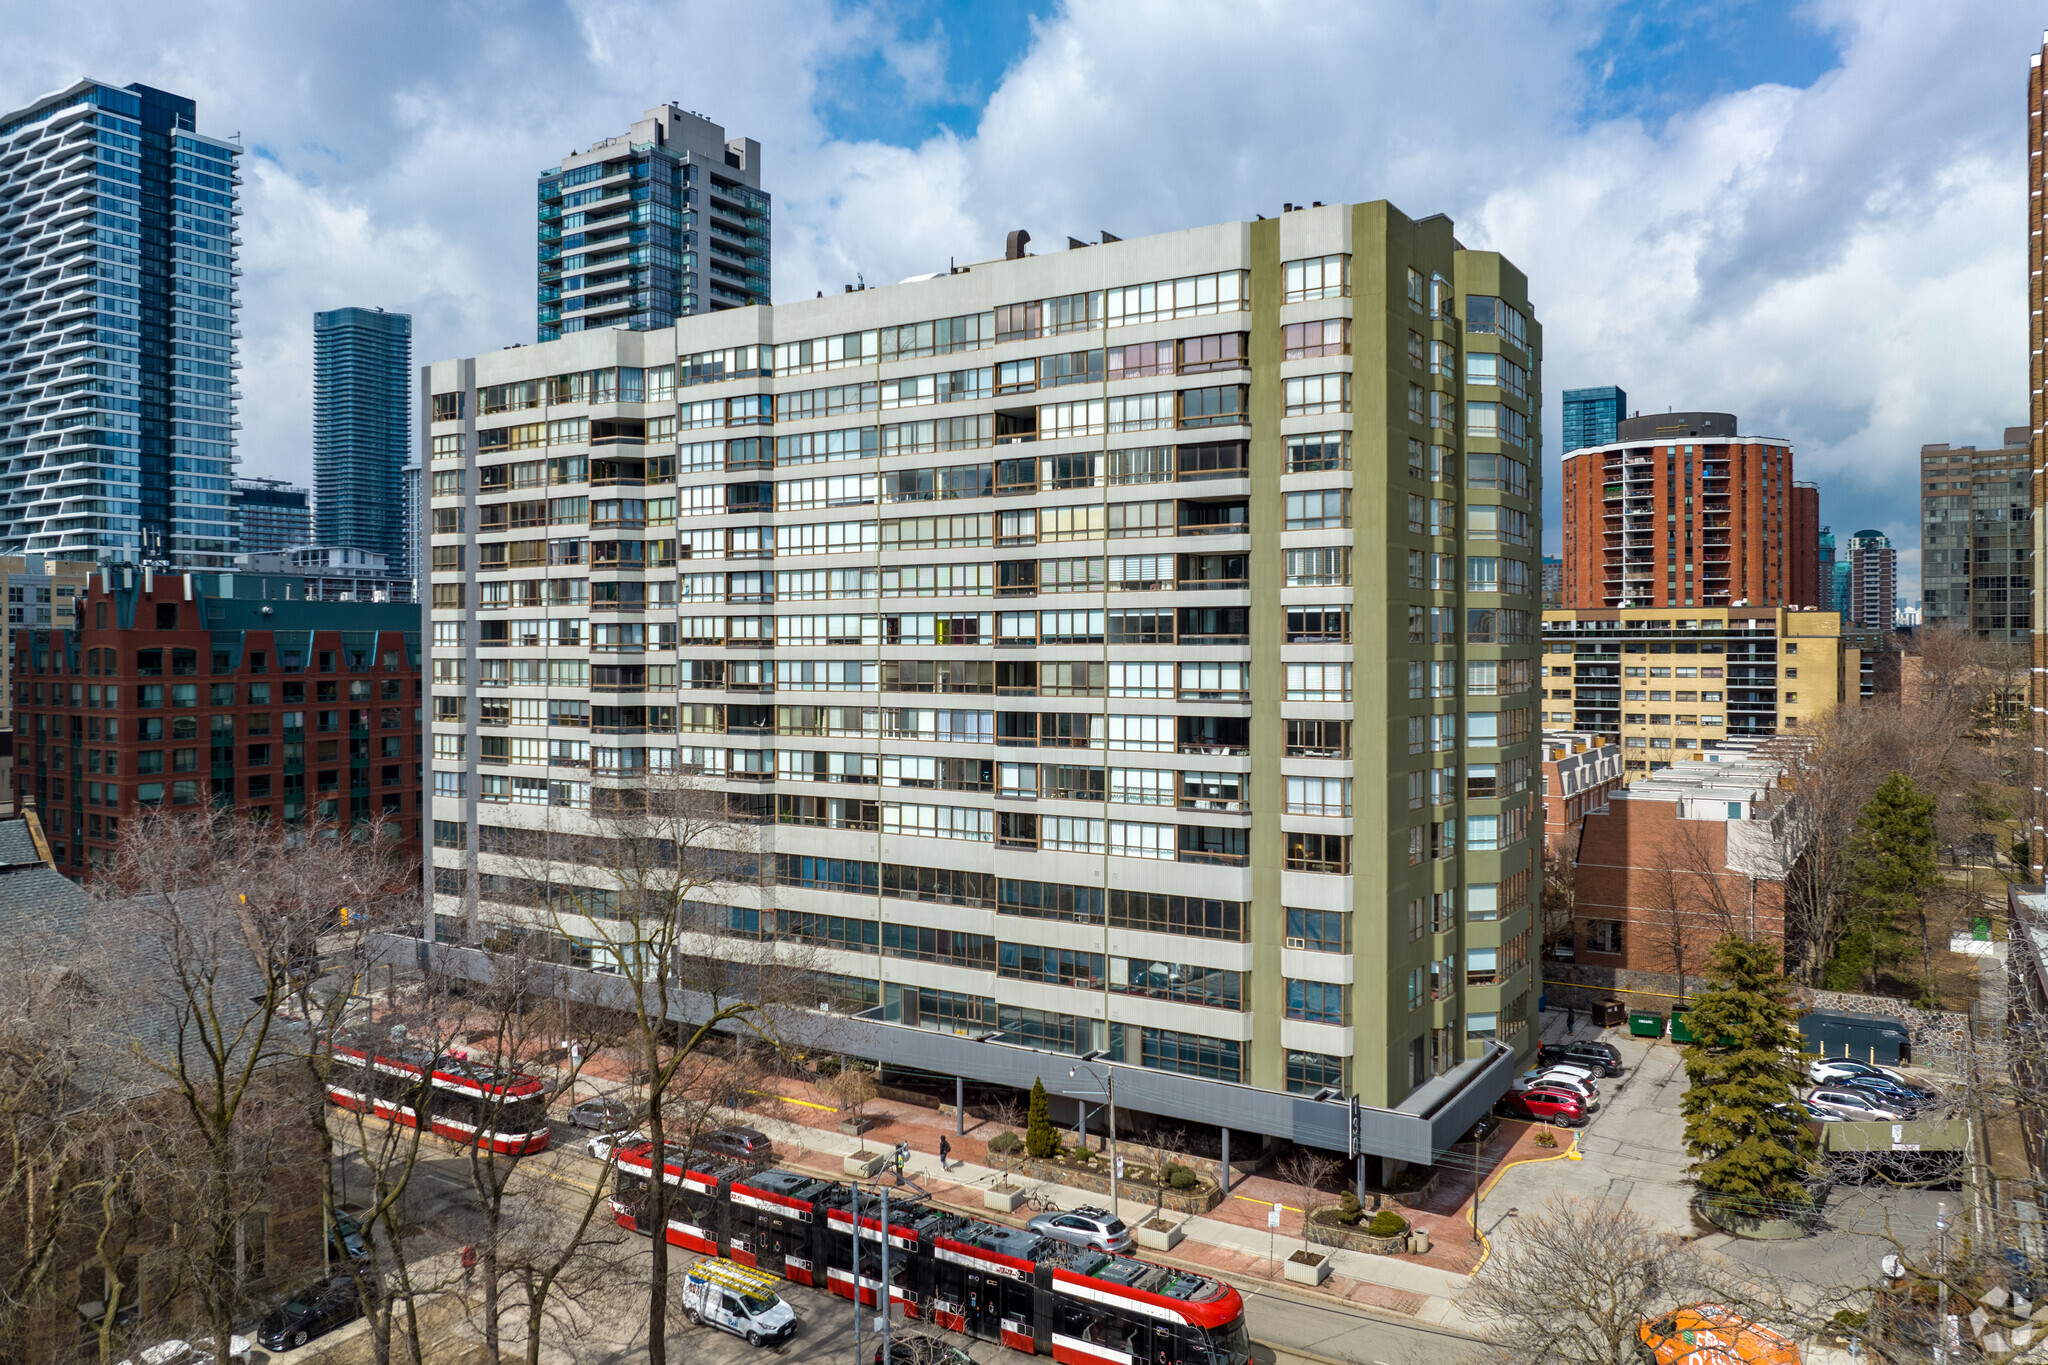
[682,1259,797,1347]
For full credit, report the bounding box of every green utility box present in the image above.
[1669,1008,1695,1043]
[1629,1011,1665,1038]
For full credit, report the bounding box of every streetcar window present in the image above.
[1202,1318,1255,1365]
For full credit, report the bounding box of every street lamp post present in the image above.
[1934,1199,1952,1364]
[1070,1055,1118,1217]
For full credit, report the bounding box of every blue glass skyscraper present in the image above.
[1562,385,1627,452]
[0,80,240,564]
[313,307,411,561]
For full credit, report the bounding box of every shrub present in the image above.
[1167,1164,1199,1191]
[1025,1079,1059,1159]
[1068,1145,1095,1163]
[1336,1190,1362,1225]
[1367,1210,1409,1239]
[987,1131,1022,1156]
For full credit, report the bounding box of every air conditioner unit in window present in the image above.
[1284,937,1306,950]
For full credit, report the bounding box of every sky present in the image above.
[3,0,2037,598]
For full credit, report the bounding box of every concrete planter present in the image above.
[1018,1158,1224,1215]
[844,1151,886,1179]
[983,1184,1027,1213]
[1283,1251,1333,1286]
[1306,1212,1409,1256]
[1134,1219,1185,1252]
[837,1117,875,1137]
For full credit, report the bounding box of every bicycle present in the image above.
[1024,1189,1062,1214]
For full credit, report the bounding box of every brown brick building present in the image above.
[1559,410,1823,612]
[1564,744,1804,981]
[10,568,423,877]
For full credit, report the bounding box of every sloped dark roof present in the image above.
[0,816,47,870]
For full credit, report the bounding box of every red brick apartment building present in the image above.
[10,568,423,877]
[1541,731,1625,857]
[1564,743,1801,979]
[1559,409,1821,611]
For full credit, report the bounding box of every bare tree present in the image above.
[478,767,823,1365]
[1462,1195,1715,1365]
[1275,1147,1341,1240]
[104,805,416,1360]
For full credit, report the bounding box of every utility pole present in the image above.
[1071,1055,1119,1216]
[879,1184,892,1363]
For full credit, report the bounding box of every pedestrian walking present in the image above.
[1565,1005,1577,1036]
[939,1136,952,1170]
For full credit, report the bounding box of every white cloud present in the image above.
[1,0,2032,599]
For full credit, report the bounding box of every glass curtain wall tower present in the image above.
[0,79,240,565]
[313,306,411,562]
[537,104,768,341]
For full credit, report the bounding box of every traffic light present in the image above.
[894,1141,910,1165]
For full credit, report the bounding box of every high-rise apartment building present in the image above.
[1540,607,1856,770]
[1816,526,1836,615]
[1561,385,1626,453]
[537,105,767,343]
[231,476,312,554]
[400,462,422,585]
[2030,34,2048,869]
[428,203,1535,1152]
[1921,428,2031,641]
[1844,529,1896,631]
[0,80,240,566]
[1541,555,1562,608]
[314,307,411,564]
[1559,411,1817,611]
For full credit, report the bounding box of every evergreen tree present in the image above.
[1679,935,1816,1213]
[1025,1077,1058,1158]
[1826,772,1935,991]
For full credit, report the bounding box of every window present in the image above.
[1141,1028,1241,1082]
[433,391,465,422]
[1283,254,1348,302]
[1284,663,1351,701]
[1585,920,1624,955]
[1283,319,1349,359]
[1286,907,1350,952]
[1177,332,1247,373]
[1284,489,1349,530]
[1284,831,1349,874]
[1286,431,1349,472]
[1286,1052,1346,1095]
[1285,776,1351,816]
[1287,979,1350,1025]
[1284,373,1351,416]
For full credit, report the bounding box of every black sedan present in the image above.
[257,1275,372,1352]
[1536,1041,1624,1077]
[1839,1074,1930,1112]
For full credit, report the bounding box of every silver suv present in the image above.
[1026,1206,1132,1254]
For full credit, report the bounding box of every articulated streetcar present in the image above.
[323,1028,552,1155]
[611,1144,1253,1365]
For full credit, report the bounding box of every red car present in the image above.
[1497,1085,1587,1126]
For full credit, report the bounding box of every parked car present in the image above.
[1511,1069,1600,1109]
[328,1209,368,1262]
[1497,1086,1587,1126]
[566,1097,636,1132]
[586,1128,650,1162]
[1837,1075,1931,1113]
[1538,1040,1625,1077]
[1807,1058,1932,1093]
[116,1337,251,1365]
[700,1127,776,1165]
[680,1258,797,1347]
[1522,1060,1600,1091]
[1026,1206,1133,1254]
[257,1275,373,1353]
[874,1335,977,1365]
[1804,1088,1908,1122]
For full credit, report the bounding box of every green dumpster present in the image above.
[1629,1010,1665,1038]
[1670,1007,1694,1043]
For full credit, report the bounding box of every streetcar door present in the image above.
[1146,1321,1175,1365]
[963,1271,1002,1342]
[754,1215,788,1278]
